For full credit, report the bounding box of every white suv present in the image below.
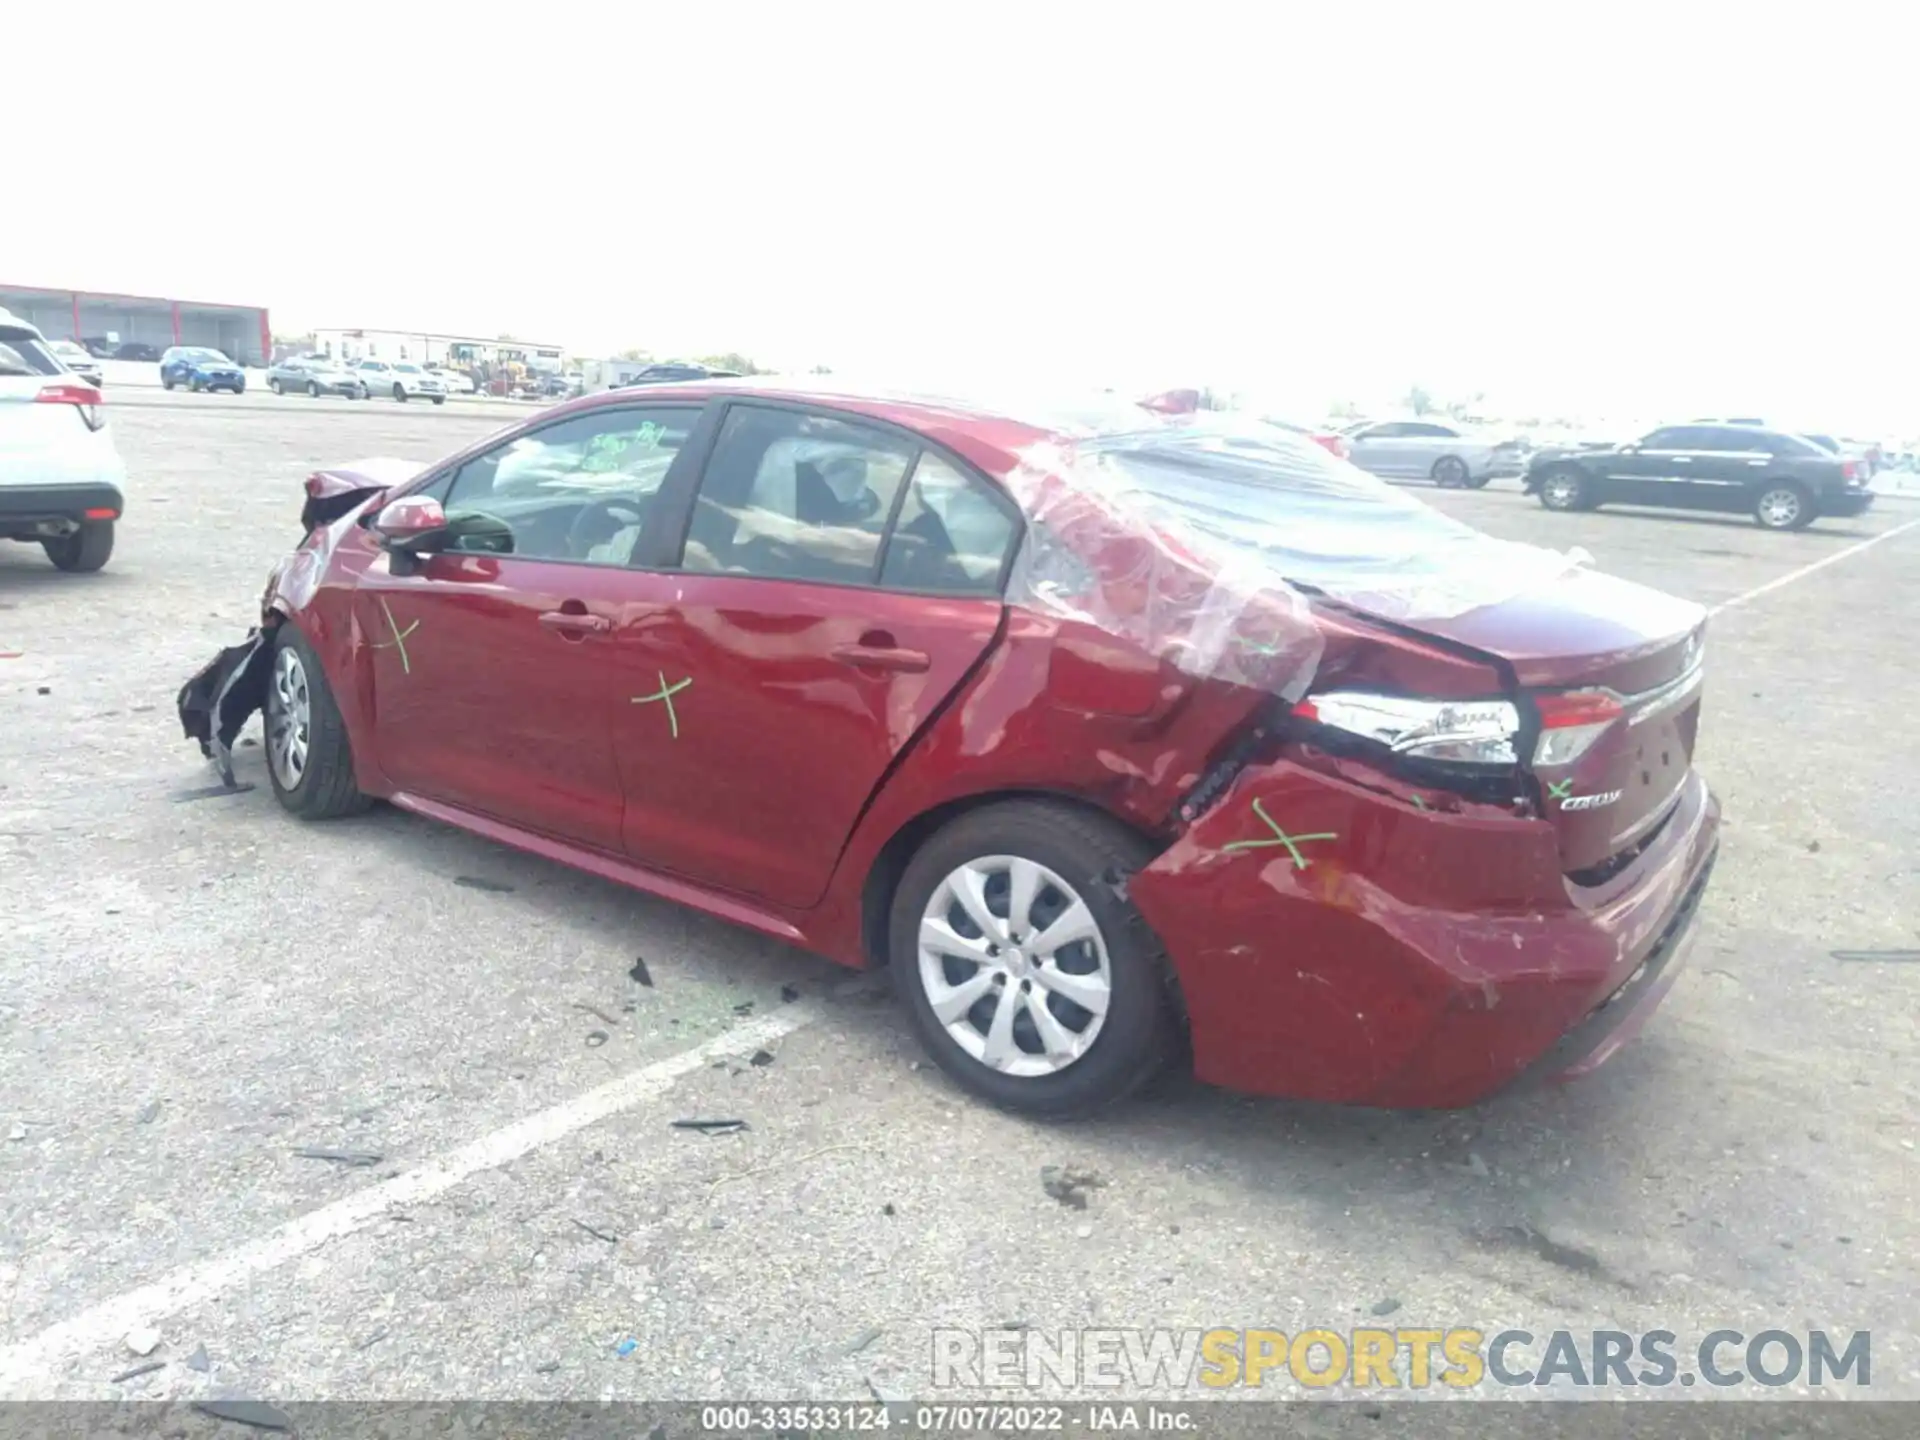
[0,310,127,572]
[350,359,447,404]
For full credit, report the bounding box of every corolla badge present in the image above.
[1559,790,1624,811]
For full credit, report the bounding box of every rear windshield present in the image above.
[0,330,62,377]
[1066,417,1583,619]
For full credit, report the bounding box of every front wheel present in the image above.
[392,384,408,402]
[189,376,204,393]
[42,521,114,573]
[269,378,283,395]
[1431,455,1470,488]
[431,395,445,405]
[265,625,372,820]
[1537,467,1590,512]
[889,800,1177,1119]
[1754,482,1815,531]
[308,381,321,398]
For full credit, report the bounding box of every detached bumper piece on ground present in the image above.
[175,388,1722,1118]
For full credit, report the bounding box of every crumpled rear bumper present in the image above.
[1129,761,1720,1108]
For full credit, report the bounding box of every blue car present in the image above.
[160,346,247,394]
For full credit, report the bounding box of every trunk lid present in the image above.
[1397,568,1707,876]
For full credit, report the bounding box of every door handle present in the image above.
[831,642,931,673]
[539,609,611,635]
[1670,456,1691,463]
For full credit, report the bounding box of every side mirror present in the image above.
[373,495,448,553]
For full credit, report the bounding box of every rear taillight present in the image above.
[1292,692,1521,765]
[1315,433,1350,460]
[1842,460,1858,481]
[1532,690,1626,766]
[36,381,105,432]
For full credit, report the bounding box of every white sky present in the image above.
[11,7,1917,433]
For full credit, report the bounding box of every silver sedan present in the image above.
[1343,419,1521,488]
[266,355,368,399]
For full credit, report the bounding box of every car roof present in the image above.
[0,309,45,339]
[543,376,1166,472]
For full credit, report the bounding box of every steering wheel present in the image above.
[565,495,647,559]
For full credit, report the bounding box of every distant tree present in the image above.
[810,364,834,375]
[1328,398,1363,420]
[616,347,654,361]
[1403,385,1434,416]
[698,352,761,375]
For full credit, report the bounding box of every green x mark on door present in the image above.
[631,672,692,739]
[1219,797,1338,871]
[1546,779,1574,800]
[371,598,420,675]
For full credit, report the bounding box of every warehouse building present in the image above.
[312,328,566,374]
[0,283,271,366]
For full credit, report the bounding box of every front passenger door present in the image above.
[355,405,704,849]
[1347,422,1413,478]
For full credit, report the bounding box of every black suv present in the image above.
[614,362,741,388]
[1523,423,1874,531]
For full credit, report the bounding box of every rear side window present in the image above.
[681,406,915,585]
[0,332,61,377]
[879,453,1018,595]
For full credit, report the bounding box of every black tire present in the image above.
[392,384,408,402]
[308,380,321,398]
[1537,466,1590,512]
[1753,482,1815,531]
[431,395,445,406]
[269,378,283,395]
[1464,471,1493,490]
[42,521,114,573]
[161,374,174,391]
[233,381,245,394]
[189,375,205,393]
[265,624,373,820]
[1431,455,1470,488]
[889,799,1178,1119]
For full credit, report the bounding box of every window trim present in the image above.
[657,397,1028,600]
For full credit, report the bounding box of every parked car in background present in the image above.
[614,362,740,388]
[429,367,478,395]
[352,359,446,403]
[1525,422,1874,530]
[160,346,246,394]
[177,383,1719,1118]
[0,309,125,572]
[1342,419,1520,488]
[113,342,162,363]
[48,339,104,387]
[268,355,368,399]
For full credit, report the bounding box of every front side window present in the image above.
[681,406,915,585]
[438,407,699,565]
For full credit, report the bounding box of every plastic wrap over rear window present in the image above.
[0,333,62,377]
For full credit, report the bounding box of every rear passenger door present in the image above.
[610,402,1023,910]
[1693,426,1775,511]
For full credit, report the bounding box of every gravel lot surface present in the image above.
[2,392,1916,1411]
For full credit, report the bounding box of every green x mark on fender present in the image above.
[1219,797,1338,871]
[1546,779,1574,800]
[370,598,420,675]
[631,671,692,739]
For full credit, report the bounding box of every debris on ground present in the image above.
[615,1338,639,1357]
[780,983,800,1003]
[191,1400,294,1432]
[1832,949,1920,963]
[111,1360,166,1384]
[572,1219,619,1244]
[1074,1223,1093,1239]
[629,957,654,988]
[354,1329,388,1351]
[732,1000,754,1016]
[1040,1165,1107,1210]
[185,1344,211,1373]
[6,1123,24,1142]
[534,1360,560,1374]
[36,686,49,696]
[1370,1297,1403,1317]
[123,1326,162,1357]
[573,1002,620,1026]
[882,1203,896,1217]
[292,1147,384,1167]
[584,1030,609,1048]
[453,875,514,893]
[671,1119,748,1136]
[843,1326,884,1356]
[171,783,256,803]
[749,1049,775,1068]
[136,1100,163,1125]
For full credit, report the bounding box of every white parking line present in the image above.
[0,1004,823,1394]
[1709,514,1920,616]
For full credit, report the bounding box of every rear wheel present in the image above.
[1431,455,1470,488]
[308,380,321,398]
[392,384,408,402]
[1754,482,1814,531]
[265,625,372,820]
[269,378,284,395]
[889,800,1177,1119]
[431,395,445,405]
[42,521,114,573]
[189,376,204,393]
[161,373,174,391]
[1538,467,1590,512]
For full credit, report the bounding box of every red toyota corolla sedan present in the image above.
[180,381,1719,1117]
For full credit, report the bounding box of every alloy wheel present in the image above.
[268,646,312,790]
[916,855,1113,1077]
[1542,474,1582,509]
[1757,487,1802,528]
